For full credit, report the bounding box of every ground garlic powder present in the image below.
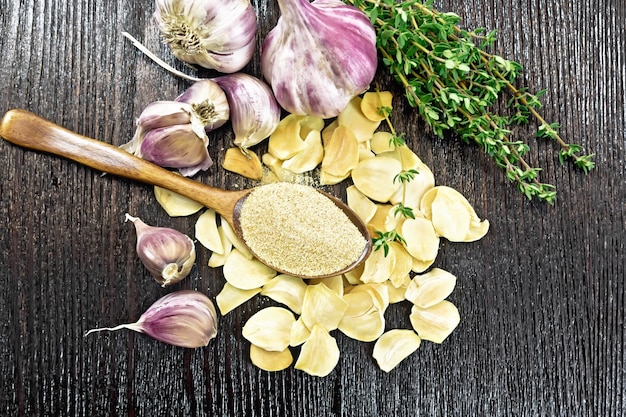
[239,182,367,277]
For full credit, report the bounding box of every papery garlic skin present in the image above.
[261,0,377,118]
[175,79,230,132]
[126,214,196,287]
[214,73,281,150]
[154,0,257,73]
[86,290,218,348]
[140,124,213,177]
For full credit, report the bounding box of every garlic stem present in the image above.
[84,323,144,336]
[122,32,201,82]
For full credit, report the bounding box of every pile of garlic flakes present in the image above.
[157,92,489,375]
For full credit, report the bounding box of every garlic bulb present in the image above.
[261,0,377,118]
[85,290,218,348]
[120,101,213,177]
[154,0,257,73]
[126,213,196,287]
[214,73,281,150]
[175,79,230,132]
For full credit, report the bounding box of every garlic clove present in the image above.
[321,125,360,177]
[261,0,377,118]
[300,283,348,332]
[294,325,340,377]
[250,344,293,372]
[139,124,213,177]
[351,156,403,203]
[213,73,281,150]
[154,0,257,73]
[222,147,264,180]
[176,79,230,132]
[337,96,381,142]
[267,114,309,160]
[154,185,205,217]
[85,290,218,348]
[242,306,296,352]
[405,268,457,309]
[260,274,308,315]
[373,329,421,372]
[281,129,324,174]
[216,282,261,315]
[125,213,196,287]
[409,300,460,344]
[360,91,394,122]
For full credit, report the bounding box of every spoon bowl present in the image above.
[0,109,372,279]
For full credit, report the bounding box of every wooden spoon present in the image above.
[0,109,371,279]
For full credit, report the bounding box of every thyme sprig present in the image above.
[344,0,595,202]
[372,93,417,255]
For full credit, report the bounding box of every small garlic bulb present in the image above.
[126,213,196,287]
[154,0,257,73]
[214,73,281,150]
[85,290,218,348]
[120,101,213,177]
[261,0,377,118]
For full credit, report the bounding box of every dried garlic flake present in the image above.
[294,325,340,377]
[242,306,296,352]
[250,344,293,372]
[373,329,421,372]
[409,301,460,344]
[154,185,203,217]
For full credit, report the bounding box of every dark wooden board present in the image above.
[1,0,624,416]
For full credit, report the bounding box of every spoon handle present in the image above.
[0,109,241,221]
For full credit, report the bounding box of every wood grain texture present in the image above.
[0,0,624,416]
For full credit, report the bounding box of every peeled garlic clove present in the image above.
[261,274,308,315]
[409,301,460,344]
[424,186,490,242]
[387,242,414,288]
[360,91,393,122]
[346,185,377,224]
[139,124,213,177]
[389,161,435,209]
[214,73,280,150]
[301,283,348,332]
[195,209,223,254]
[208,225,233,268]
[223,248,276,290]
[338,289,385,342]
[289,317,311,347]
[261,152,287,182]
[351,156,403,202]
[400,217,440,262]
[337,96,381,142]
[154,0,257,73]
[250,344,293,372]
[405,268,457,309]
[370,131,395,154]
[360,246,396,284]
[267,114,310,160]
[321,125,360,177]
[215,282,261,315]
[242,306,296,352]
[85,290,217,348]
[125,213,196,287]
[294,325,340,377]
[154,185,204,217]
[261,0,377,118]
[373,329,421,372]
[281,129,324,174]
[222,147,264,180]
[176,79,230,132]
